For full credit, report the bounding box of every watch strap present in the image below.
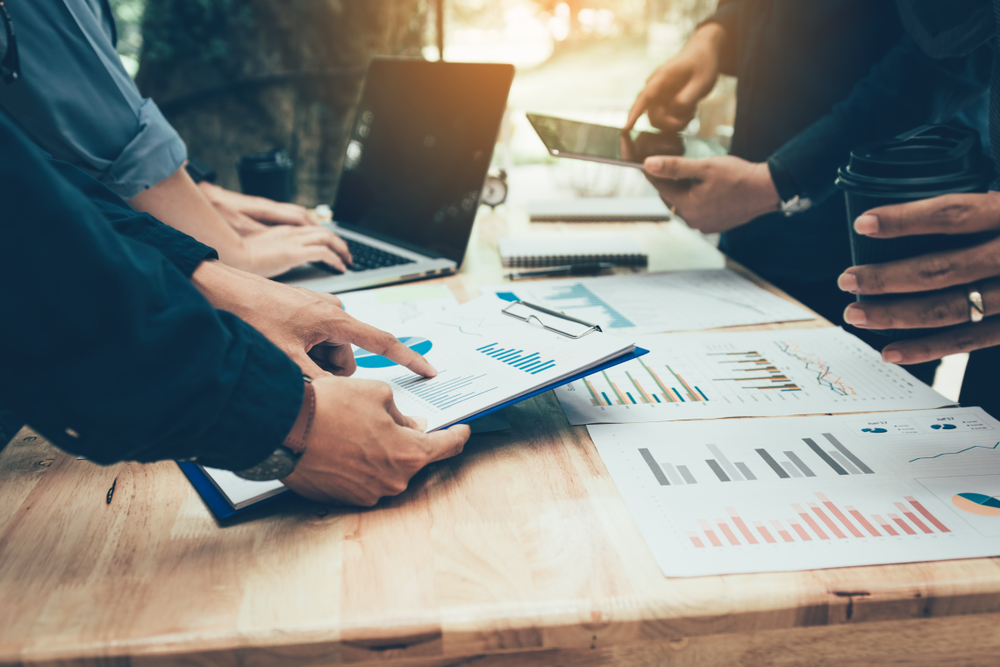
[283,378,315,454]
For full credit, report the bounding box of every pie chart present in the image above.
[951,492,1000,517]
[355,336,433,369]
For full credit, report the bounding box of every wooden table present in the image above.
[4,209,1000,667]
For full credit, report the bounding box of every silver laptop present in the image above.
[279,58,514,293]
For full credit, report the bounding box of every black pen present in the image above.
[506,262,616,280]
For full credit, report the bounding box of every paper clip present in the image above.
[501,300,602,339]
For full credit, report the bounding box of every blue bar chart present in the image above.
[475,342,558,374]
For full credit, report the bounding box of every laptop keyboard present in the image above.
[338,238,415,272]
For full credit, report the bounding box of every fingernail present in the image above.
[843,305,866,326]
[644,157,662,171]
[883,349,903,364]
[854,215,879,235]
[838,272,859,293]
[427,363,438,376]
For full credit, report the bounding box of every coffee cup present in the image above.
[835,124,989,339]
[236,149,295,202]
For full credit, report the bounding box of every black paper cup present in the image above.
[836,124,988,340]
[237,149,295,202]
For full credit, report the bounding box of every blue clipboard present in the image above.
[179,346,648,521]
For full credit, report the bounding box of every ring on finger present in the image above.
[966,284,985,323]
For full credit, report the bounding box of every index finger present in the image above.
[625,92,648,131]
[856,192,1000,239]
[346,320,438,377]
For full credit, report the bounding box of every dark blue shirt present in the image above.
[710,0,990,286]
[0,111,302,471]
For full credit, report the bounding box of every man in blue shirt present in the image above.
[0,0,354,278]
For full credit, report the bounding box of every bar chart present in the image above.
[390,369,499,411]
[475,342,559,375]
[631,429,877,488]
[556,329,949,425]
[686,492,950,548]
[589,409,1000,576]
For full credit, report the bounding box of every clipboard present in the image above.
[180,302,646,520]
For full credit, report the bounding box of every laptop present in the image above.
[279,58,515,293]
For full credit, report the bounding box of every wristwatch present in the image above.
[185,157,217,185]
[767,155,812,217]
[233,378,316,481]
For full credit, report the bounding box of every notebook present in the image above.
[527,196,670,222]
[499,235,647,268]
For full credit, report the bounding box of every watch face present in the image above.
[481,175,507,207]
[234,450,298,481]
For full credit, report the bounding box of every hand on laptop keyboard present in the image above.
[317,238,415,273]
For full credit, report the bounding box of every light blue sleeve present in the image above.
[0,0,187,199]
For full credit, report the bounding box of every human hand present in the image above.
[190,261,436,379]
[282,376,471,506]
[240,224,353,277]
[625,21,727,132]
[837,192,1000,364]
[198,181,320,234]
[642,155,779,233]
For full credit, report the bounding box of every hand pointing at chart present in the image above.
[190,260,437,379]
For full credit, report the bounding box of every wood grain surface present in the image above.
[3,211,997,667]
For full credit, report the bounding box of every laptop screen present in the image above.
[333,59,514,265]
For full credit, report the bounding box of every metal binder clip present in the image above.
[501,300,602,339]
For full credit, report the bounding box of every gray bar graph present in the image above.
[706,459,731,482]
[829,450,861,475]
[639,449,669,485]
[734,462,757,481]
[707,444,743,481]
[823,433,874,474]
[677,465,697,484]
[803,438,849,475]
[663,463,684,485]
[756,448,789,479]
[785,451,816,478]
[782,461,803,478]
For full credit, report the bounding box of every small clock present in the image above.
[481,169,508,209]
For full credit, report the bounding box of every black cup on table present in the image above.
[236,149,295,202]
[835,124,989,340]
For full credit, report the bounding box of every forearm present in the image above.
[128,165,252,271]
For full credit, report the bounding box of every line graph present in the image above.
[909,442,1000,464]
[776,341,856,396]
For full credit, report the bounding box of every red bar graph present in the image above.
[905,496,951,533]
[692,493,950,548]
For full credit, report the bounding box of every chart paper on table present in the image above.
[590,408,1000,576]
[338,283,459,330]
[481,269,813,335]
[556,328,952,425]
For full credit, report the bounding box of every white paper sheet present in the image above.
[338,283,459,330]
[556,328,952,425]
[590,408,1000,576]
[481,269,814,336]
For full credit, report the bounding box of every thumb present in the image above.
[644,156,701,180]
[290,349,334,380]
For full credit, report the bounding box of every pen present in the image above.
[506,262,616,280]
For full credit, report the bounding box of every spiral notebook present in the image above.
[499,235,647,269]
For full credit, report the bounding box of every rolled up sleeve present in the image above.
[0,0,187,199]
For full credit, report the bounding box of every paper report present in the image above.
[556,328,952,425]
[590,408,1000,576]
[481,269,814,335]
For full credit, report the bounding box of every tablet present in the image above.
[526,113,719,169]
